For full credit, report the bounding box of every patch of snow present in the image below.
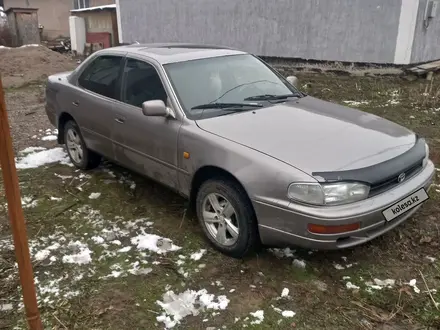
[343,100,369,106]
[16,147,71,169]
[131,233,181,254]
[282,310,296,318]
[346,282,360,290]
[281,288,289,297]
[190,249,207,261]
[0,239,14,252]
[20,44,40,47]
[118,246,131,253]
[426,256,436,263]
[128,262,152,275]
[103,270,124,278]
[20,146,46,154]
[156,289,229,328]
[54,173,73,180]
[41,135,57,141]
[408,279,420,294]
[178,268,189,278]
[0,303,13,311]
[292,259,306,268]
[34,249,51,261]
[89,192,101,199]
[50,196,62,201]
[62,241,92,265]
[91,236,104,244]
[21,196,38,208]
[365,278,395,290]
[71,4,116,12]
[249,310,264,325]
[334,263,345,270]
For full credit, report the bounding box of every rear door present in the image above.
[69,54,124,160]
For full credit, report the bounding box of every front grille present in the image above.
[369,161,423,197]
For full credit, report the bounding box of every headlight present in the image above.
[288,182,370,206]
[423,142,429,167]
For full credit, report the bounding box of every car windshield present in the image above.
[163,54,301,119]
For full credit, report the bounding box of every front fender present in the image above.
[177,121,316,203]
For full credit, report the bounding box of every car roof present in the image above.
[109,43,248,64]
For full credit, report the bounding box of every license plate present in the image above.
[382,188,429,222]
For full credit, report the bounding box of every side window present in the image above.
[78,55,122,100]
[122,58,168,108]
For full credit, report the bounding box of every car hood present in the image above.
[195,96,416,175]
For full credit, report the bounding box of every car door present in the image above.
[112,56,182,190]
[70,54,124,160]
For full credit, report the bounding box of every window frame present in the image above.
[120,55,170,110]
[77,54,125,101]
[73,0,90,9]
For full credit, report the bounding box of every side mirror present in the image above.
[141,100,175,118]
[286,75,299,88]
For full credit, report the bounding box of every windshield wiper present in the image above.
[244,93,302,101]
[191,102,263,110]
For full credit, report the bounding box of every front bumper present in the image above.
[254,160,436,250]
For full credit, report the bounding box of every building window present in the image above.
[73,0,90,9]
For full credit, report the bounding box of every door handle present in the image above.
[72,101,79,107]
[114,118,125,124]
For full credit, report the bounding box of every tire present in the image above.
[196,178,260,258]
[64,120,101,170]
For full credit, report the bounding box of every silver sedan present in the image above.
[45,43,435,258]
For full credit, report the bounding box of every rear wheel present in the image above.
[196,178,259,258]
[64,120,100,170]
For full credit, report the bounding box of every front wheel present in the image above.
[64,120,100,170]
[196,178,260,258]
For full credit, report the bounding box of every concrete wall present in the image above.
[118,0,402,64]
[411,0,440,63]
[4,0,114,39]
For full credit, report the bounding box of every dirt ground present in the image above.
[0,49,440,330]
[0,45,77,89]
[0,45,78,153]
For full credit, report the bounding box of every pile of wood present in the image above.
[42,37,71,53]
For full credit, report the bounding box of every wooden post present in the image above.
[0,76,43,329]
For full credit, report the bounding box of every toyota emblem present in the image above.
[397,172,406,183]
